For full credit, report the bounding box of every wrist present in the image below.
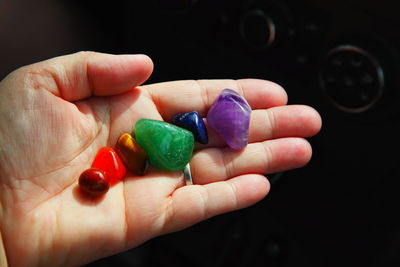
[0,229,8,267]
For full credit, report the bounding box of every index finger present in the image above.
[141,79,288,121]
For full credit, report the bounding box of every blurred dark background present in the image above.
[2,0,400,266]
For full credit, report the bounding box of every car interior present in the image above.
[1,0,400,266]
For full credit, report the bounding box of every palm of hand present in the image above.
[0,52,321,267]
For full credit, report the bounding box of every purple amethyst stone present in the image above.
[207,89,252,150]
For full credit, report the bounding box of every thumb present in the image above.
[19,51,154,101]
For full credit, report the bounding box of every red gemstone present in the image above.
[79,168,110,197]
[92,147,127,185]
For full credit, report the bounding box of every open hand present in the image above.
[0,52,321,267]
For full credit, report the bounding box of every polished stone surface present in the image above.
[91,147,127,185]
[115,133,148,175]
[135,119,194,171]
[206,89,252,150]
[172,111,208,144]
[79,168,110,197]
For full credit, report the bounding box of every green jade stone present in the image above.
[134,119,194,171]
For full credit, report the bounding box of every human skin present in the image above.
[0,52,321,267]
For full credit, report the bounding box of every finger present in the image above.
[22,51,153,101]
[161,174,270,234]
[191,138,312,185]
[142,79,288,120]
[198,105,322,148]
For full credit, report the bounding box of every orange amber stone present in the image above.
[92,147,127,185]
[79,168,110,197]
[115,133,148,175]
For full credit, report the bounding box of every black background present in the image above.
[2,0,400,266]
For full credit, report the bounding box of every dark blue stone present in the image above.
[172,111,208,144]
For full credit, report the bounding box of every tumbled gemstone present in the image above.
[135,119,194,171]
[92,147,127,185]
[206,89,252,150]
[172,111,208,144]
[79,168,110,197]
[115,133,148,175]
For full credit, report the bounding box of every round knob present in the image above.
[320,45,385,113]
[239,1,292,52]
[240,9,276,49]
